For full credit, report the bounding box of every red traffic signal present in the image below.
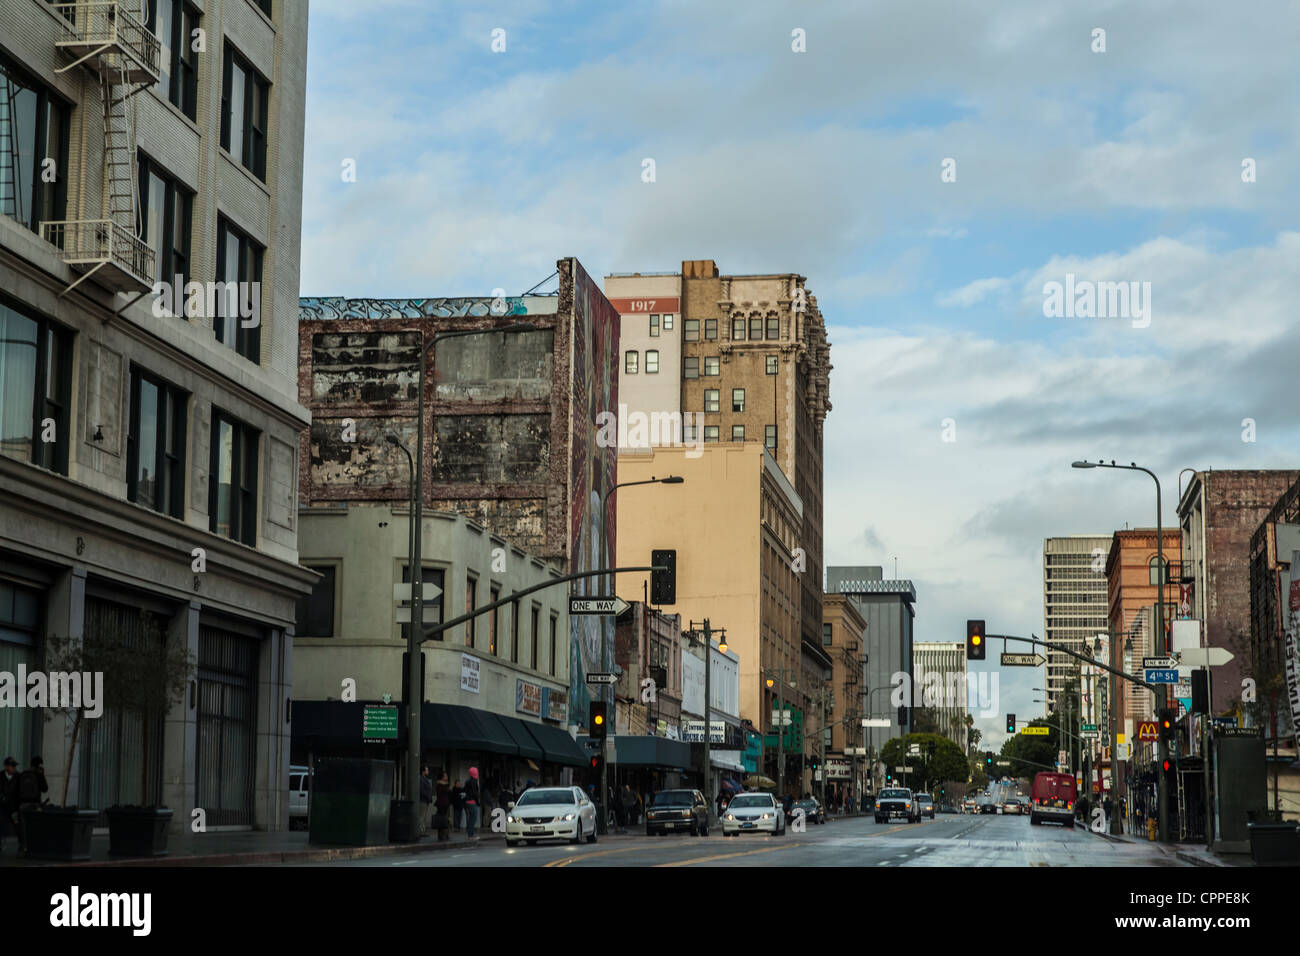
[1162,759,1171,773]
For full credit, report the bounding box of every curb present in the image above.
[1175,850,1226,867]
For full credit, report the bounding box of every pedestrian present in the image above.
[846,793,854,815]
[610,784,626,831]
[1,757,21,854]
[782,793,793,818]
[452,779,464,830]
[622,784,637,827]
[716,791,727,817]
[418,765,433,833]
[434,770,451,841]
[464,766,481,838]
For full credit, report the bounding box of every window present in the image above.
[489,584,501,656]
[704,426,719,443]
[511,600,520,663]
[766,355,778,375]
[662,314,673,330]
[732,388,745,412]
[765,424,777,453]
[683,422,698,442]
[649,314,659,337]
[465,575,477,648]
[750,317,763,340]
[625,351,638,374]
[732,317,745,340]
[704,319,717,340]
[148,0,200,119]
[295,566,336,637]
[0,298,72,474]
[221,44,269,180]
[127,366,187,517]
[704,356,720,376]
[684,319,699,342]
[823,623,832,646]
[139,154,193,287]
[731,425,745,441]
[1148,556,1169,585]
[645,350,659,374]
[215,216,263,362]
[0,53,69,234]
[209,411,259,545]
[550,614,558,675]
[684,357,699,379]
[704,389,719,413]
[531,605,539,669]
[254,0,272,16]
[767,316,780,339]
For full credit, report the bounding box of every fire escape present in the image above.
[42,2,160,296]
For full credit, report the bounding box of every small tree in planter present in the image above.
[43,610,195,857]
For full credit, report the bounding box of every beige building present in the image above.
[615,442,807,793]
[821,594,866,784]
[604,273,683,446]
[0,0,311,829]
[1043,536,1111,714]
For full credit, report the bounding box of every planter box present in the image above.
[107,807,174,858]
[21,807,98,861]
[1248,821,1300,866]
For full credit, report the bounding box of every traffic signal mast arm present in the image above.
[989,632,1159,693]
[418,564,667,642]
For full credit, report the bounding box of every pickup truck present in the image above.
[874,787,921,824]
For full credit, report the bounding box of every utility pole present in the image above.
[687,619,725,822]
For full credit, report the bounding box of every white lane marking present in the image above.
[876,860,891,866]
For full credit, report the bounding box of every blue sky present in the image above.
[301,0,1300,749]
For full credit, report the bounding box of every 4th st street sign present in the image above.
[569,596,630,616]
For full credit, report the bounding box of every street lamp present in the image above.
[594,474,684,833]
[1071,458,1169,842]
[764,668,796,800]
[405,321,537,835]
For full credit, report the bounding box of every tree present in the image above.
[879,733,968,793]
[44,611,195,807]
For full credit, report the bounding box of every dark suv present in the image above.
[646,789,709,836]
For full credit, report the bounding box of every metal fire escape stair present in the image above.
[42,1,160,296]
[0,81,25,224]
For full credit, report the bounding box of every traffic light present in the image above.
[1162,759,1171,773]
[590,701,608,740]
[966,620,986,661]
[898,705,908,727]
[985,751,993,767]
[810,756,819,771]
[1157,708,1175,746]
[651,549,676,604]
[1006,713,1016,734]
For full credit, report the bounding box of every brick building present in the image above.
[821,594,866,784]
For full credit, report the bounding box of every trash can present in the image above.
[389,800,418,843]
[309,759,395,846]
[1248,821,1300,866]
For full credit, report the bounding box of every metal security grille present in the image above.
[196,625,258,826]
[80,598,164,823]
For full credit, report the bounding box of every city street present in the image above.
[291,814,1195,868]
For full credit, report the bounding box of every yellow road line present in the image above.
[543,845,647,868]
[653,843,797,867]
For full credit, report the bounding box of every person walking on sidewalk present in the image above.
[452,779,464,830]
[464,767,481,838]
[0,757,20,855]
[434,770,451,841]
[419,765,433,833]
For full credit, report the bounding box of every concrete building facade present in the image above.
[603,273,682,447]
[1043,536,1111,714]
[0,0,311,830]
[913,641,968,752]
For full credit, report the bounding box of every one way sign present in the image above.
[569,596,630,616]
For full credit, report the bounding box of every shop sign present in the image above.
[516,679,541,716]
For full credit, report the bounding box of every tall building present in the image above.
[603,273,682,446]
[913,641,968,752]
[0,0,310,829]
[1043,536,1111,714]
[297,257,620,715]
[1105,529,1181,725]
[1178,470,1300,715]
[825,566,916,791]
[821,594,866,792]
[614,442,808,796]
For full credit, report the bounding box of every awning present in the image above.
[606,735,692,769]
[496,715,545,761]
[473,710,527,757]
[526,722,589,767]
[424,703,499,752]
[710,750,746,772]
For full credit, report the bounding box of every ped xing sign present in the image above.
[1019,726,1050,735]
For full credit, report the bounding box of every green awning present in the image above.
[471,709,522,756]
[499,716,545,760]
[525,722,589,766]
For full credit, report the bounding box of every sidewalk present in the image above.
[1086,824,1248,866]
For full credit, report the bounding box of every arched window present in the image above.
[1148,555,1168,585]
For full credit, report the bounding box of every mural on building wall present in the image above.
[567,260,619,719]
[298,296,531,320]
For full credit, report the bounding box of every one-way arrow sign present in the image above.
[1142,656,1179,669]
[1001,653,1046,667]
[569,596,630,616]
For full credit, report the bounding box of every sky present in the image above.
[300,0,1300,751]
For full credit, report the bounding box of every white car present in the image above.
[721,792,785,836]
[505,786,598,847]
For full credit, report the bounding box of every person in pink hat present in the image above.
[465,767,481,838]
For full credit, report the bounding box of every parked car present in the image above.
[875,788,921,823]
[288,765,310,830]
[915,793,936,819]
[792,798,823,825]
[721,792,785,836]
[646,788,709,836]
[505,786,599,846]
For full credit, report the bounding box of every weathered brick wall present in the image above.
[1203,471,1300,710]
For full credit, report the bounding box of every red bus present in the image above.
[1029,772,1076,828]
